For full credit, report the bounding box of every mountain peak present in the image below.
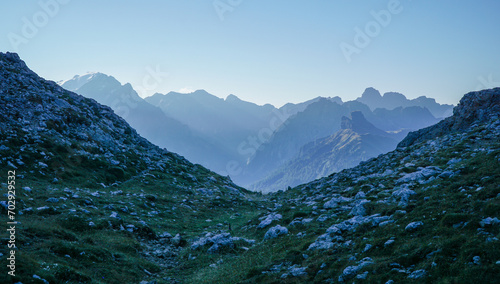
[361,87,382,100]
[340,115,353,130]
[225,94,240,101]
[341,111,370,130]
[59,72,120,92]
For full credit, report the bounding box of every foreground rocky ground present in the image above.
[0,52,499,283]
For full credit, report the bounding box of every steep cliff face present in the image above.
[399,88,500,147]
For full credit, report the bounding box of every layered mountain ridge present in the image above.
[250,111,399,193]
[59,73,450,190]
[357,87,454,118]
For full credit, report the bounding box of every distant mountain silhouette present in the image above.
[239,97,439,187]
[60,74,231,171]
[357,87,453,118]
[251,111,399,193]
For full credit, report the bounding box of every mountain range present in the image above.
[357,87,454,118]
[240,98,441,190]
[251,111,400,192]
[59,72,453,192]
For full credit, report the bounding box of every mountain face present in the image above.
[251,111,399,192]
[371,105,439,132]
[357,87,454,118]
[145,91,343,175]
[239,99,439,187]
[237,99,358,186]
[59,73,232,173]
[145,90,278,144]
[399,88,500,147]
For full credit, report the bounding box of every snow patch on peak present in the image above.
[59,72,110,91]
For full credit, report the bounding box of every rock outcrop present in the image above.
[399,88,500,147]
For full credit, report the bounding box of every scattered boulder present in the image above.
[324,196,353,209]
[384,239,395,247]
[338,257,373,282]
[257,212,282,229]
[392,186,416,207]
[171,234,183,247]
[473,256,481,265]
[191,232,254,253]
[397,166,441,184]
[46,197,59,203]
[408,269,427,279]
[405,221,424,232]
[349,199,370,216]
[264,225,289,240]
[479,217,500,227]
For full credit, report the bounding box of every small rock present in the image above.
[171,233,182,246]
[257,213,282,229]
[408,269,427,279]
[479,217,500,227]
[33,274,49,284]
[473,256,481,265]
[109,211,121,219]
[384,239,395,247]
[363,244,372,252]
[46,197,59,203]
[356,271,368,279]
[405,221,424,232]
[288,265,308,277]
[339,266,359,282]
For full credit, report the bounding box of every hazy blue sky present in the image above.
[1,0,499,107]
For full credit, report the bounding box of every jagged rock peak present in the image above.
[341,111,370,130]
[360,87,382,100]
[398,88,500,147]
[341,115,353,130]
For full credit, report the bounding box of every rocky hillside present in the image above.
[0,52,265,283]
[225,89,499,283]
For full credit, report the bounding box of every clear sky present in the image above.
[1,0,499,107]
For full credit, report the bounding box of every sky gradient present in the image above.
[1,0,499,107]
